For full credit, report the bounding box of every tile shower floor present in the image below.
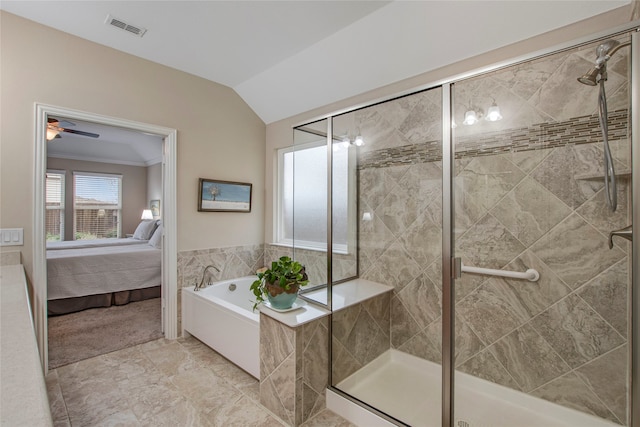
[46,336,354,427]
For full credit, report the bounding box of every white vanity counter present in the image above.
[0,264,53,426]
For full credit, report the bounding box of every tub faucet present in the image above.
[194,265,220,291]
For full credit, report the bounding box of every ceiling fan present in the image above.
[46,117,100,141]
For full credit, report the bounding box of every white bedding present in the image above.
[47,244,161,300]
[46,238,148,250]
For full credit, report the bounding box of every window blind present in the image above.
[45,170,65,241]
[73,171,122,240]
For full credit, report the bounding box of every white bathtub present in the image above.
[182,276,260,379]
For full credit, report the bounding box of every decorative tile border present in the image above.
[359,109,628,169]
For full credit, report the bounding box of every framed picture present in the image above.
[198,178,252,212]
[150,199,161,219]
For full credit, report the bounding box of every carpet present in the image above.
[48,298,163,369]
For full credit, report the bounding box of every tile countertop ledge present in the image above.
[0,264,53,427]
[258,278,394,327]
[303,278,394,312]
[258,297,331,328]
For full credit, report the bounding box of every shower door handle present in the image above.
[609,225,632,249]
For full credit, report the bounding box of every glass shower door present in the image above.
[289,119,329,292]
[451,33,633,426]
[330,87,444,426]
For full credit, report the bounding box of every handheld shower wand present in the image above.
[577,39,629,212]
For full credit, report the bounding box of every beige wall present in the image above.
[0,12,266,282]
[146,162,162,214]
[263,6,631,244]
[46,157,148,239]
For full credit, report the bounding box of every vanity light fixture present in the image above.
[338,129,365,148]
[461,98,503,125]
[463,109,481,125]
[485,99,503,122]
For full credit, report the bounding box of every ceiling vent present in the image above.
[105,14,147,37]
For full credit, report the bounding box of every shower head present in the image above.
[577,39,626,86]
[577,67,600,86]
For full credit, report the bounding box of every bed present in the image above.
[46,237,148,250]
[47,221,162,315]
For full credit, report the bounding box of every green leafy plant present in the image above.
[251,256,309,311]
[75,231,97,240]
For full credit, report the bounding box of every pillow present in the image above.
[148,224,163,249]
[132,220,158,240]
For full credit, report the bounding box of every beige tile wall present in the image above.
[331,293,391,385]
[259,313,329,426]
[0,251,21,266]
[264,245,357,288]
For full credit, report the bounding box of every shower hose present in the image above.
[598,78,617,212]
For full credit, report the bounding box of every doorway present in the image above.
[33,103,178,372]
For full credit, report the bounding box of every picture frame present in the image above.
[150,199,161,219]
[198,178,252,213]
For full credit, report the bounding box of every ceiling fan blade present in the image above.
[48,117,76,127]
[61,128,100,138]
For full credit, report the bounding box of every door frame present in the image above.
[33,103,178,372]
[631,31,639,427]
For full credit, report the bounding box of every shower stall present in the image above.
[285,24,638,427]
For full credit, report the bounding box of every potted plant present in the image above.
[251,256,309,311]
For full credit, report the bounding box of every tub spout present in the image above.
[609,224,632,249]
[195,265,220,291]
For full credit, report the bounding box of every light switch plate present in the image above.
[0,228,23,246]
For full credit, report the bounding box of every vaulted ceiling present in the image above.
[1,1,630,125]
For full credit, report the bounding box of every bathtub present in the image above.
[182,276,260,379]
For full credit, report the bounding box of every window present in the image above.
[73,171,122,240]
[276,140,352,253]
[45,170,65,241]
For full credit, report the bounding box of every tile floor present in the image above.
[46,336,355,427]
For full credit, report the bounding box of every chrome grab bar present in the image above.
[461,262,540,282]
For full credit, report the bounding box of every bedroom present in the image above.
[45,118,164,367]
